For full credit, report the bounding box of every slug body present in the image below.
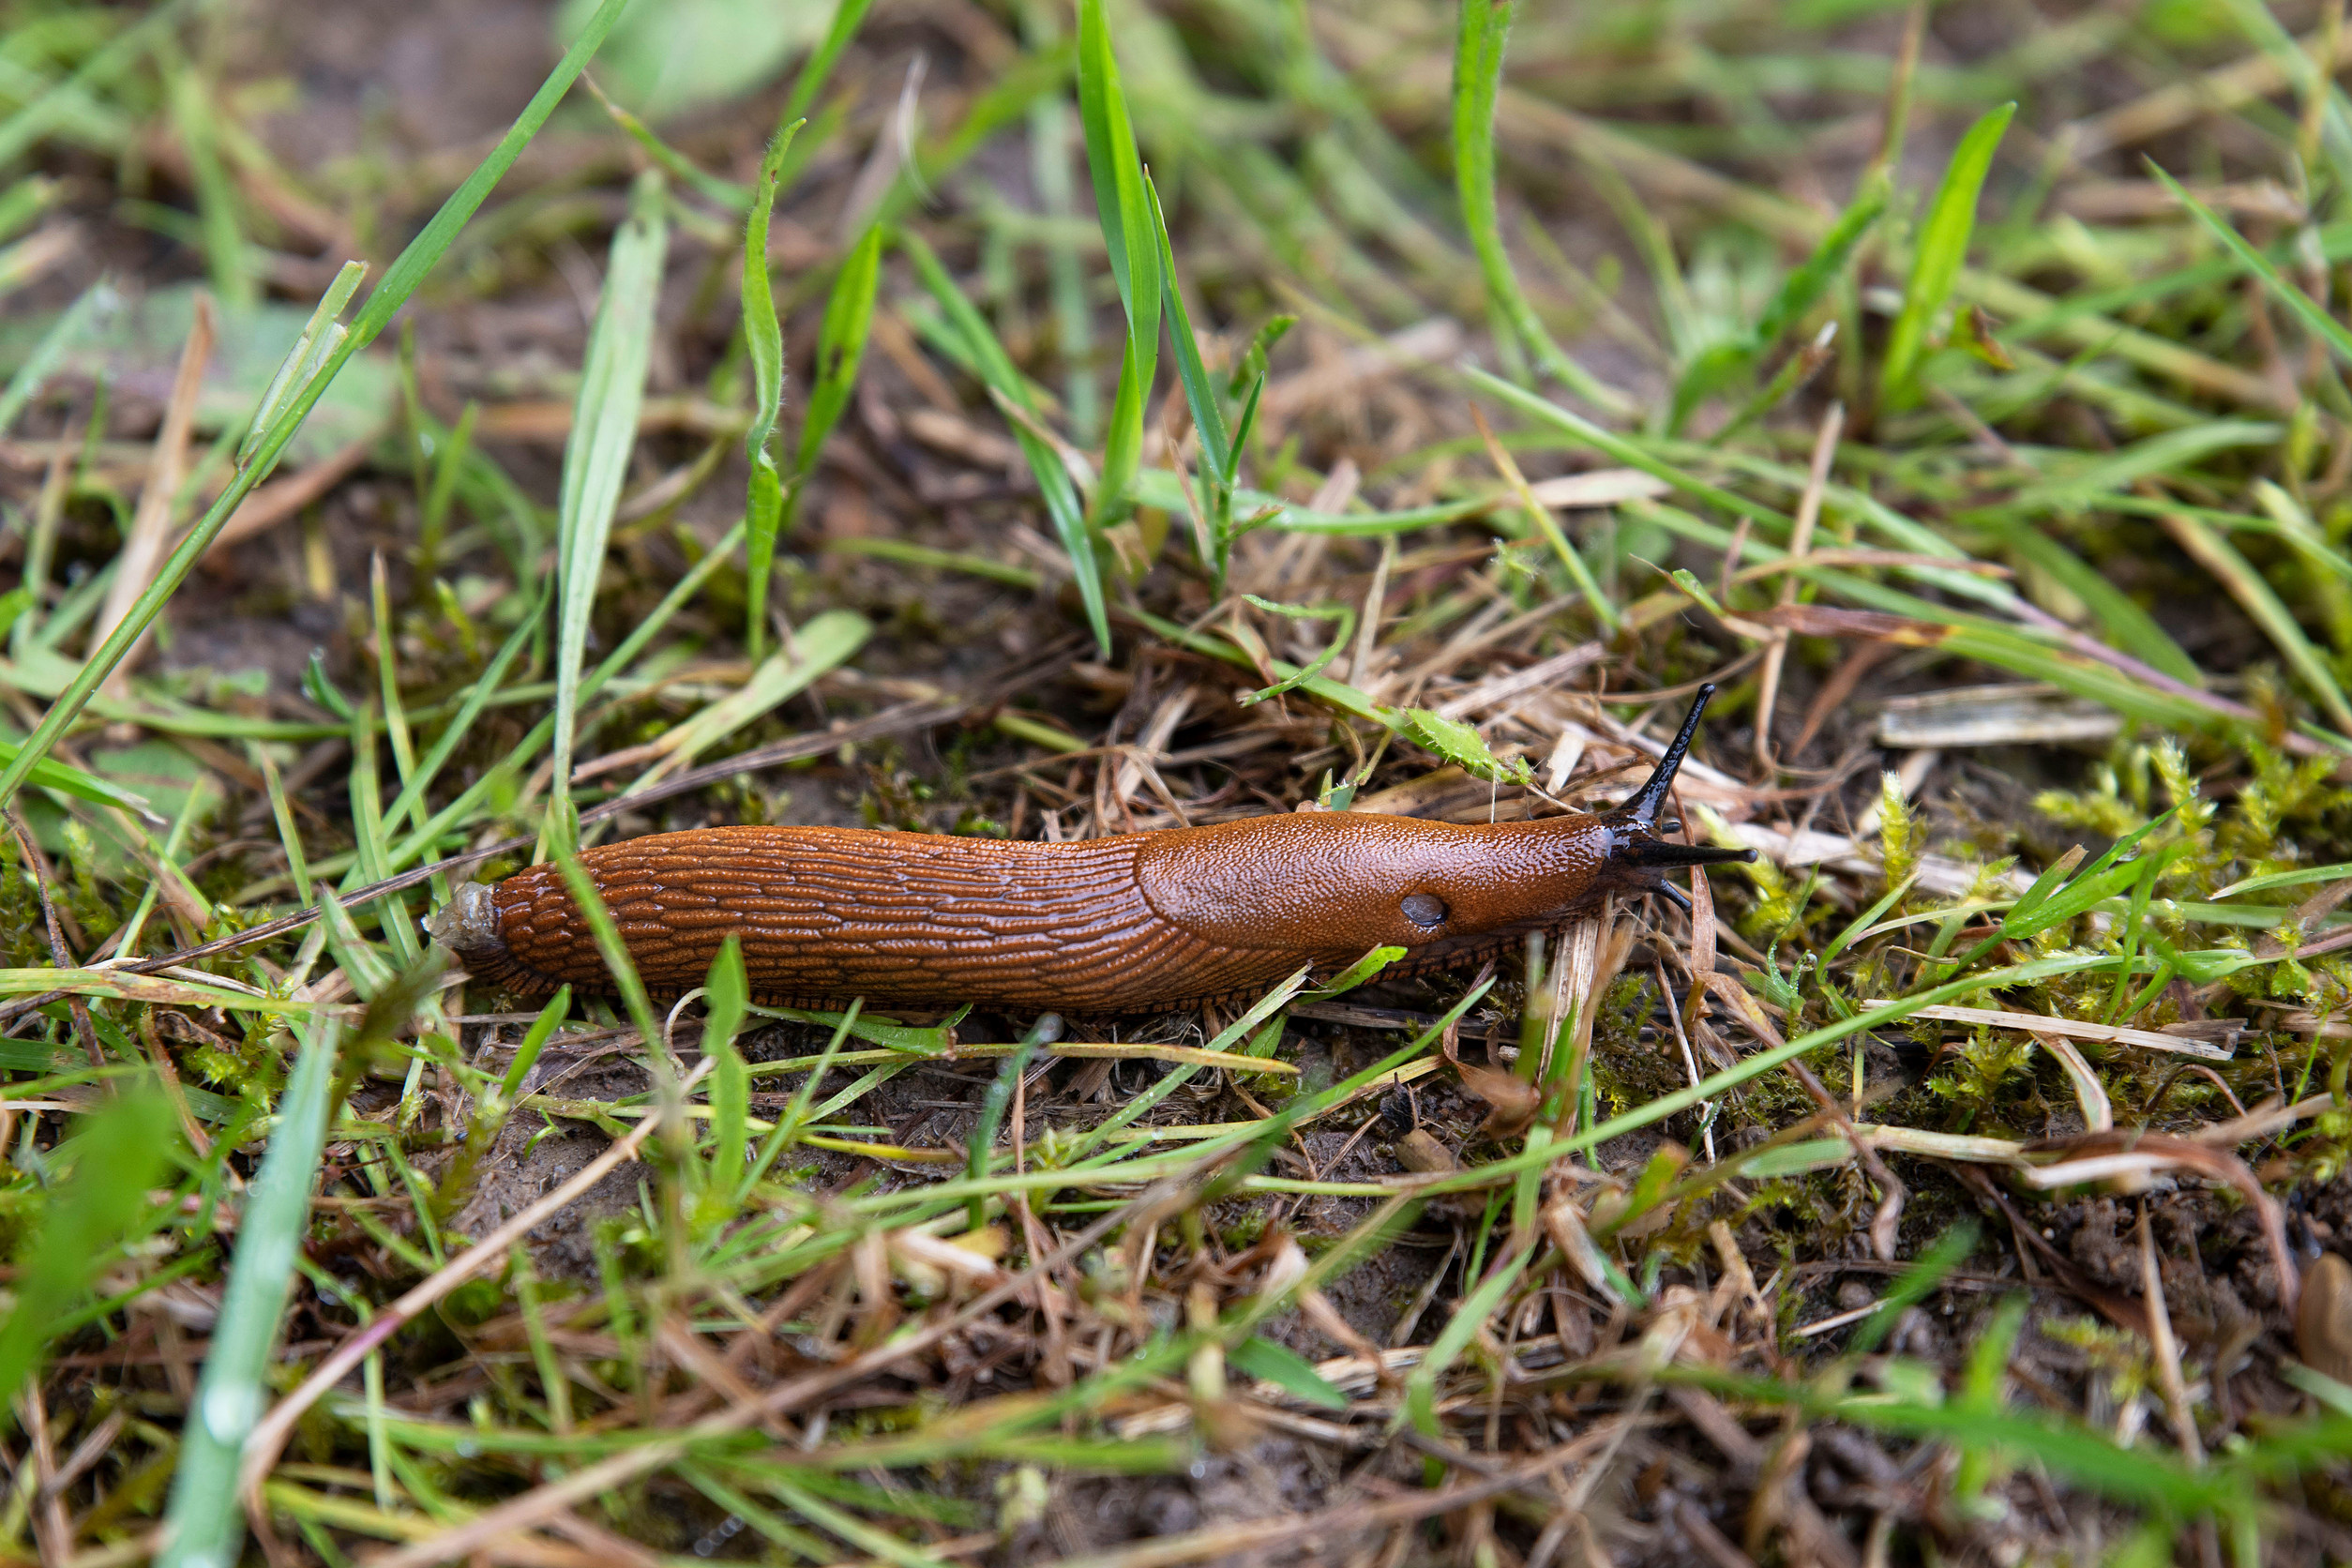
[432,687,1753,1013]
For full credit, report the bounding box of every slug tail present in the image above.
[426,883,555,998]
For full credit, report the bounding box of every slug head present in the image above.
[1591,683,1756,912]
[1136,686,1754,961]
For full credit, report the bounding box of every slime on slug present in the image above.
[429,686,1754,1014]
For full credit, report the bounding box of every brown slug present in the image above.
[428,685,1755,1014]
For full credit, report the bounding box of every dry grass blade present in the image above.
[2139,1205,2205,1467]
[1752,400,1841,767]
[2033,1032,2114,1133]
[1868,1003,2237,1062]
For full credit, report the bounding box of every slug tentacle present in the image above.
[1617,837,1756,869]
[1606,681,1720,830]
[1595,682,1757,911]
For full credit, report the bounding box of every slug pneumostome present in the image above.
[429,686,1755,1013]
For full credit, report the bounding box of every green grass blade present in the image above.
[1671,173,1887,433]
[1032,65,1097,444]
[315,882,395,1000]
[582,74,752,211]
[1076,0,1161,528]
[2164,508,2352,734]
[788,220,882,511]
[1817,867,1922,976]
[342,707,420,966]
[1075,0,1154,338]
[1468,368,1787,531]
[901,227,1108,654]
[436,983,569,1223]
[1229,1337,1348,1410]
[500,988,571,1104]
[629,609,869,779]
[1851,1221,1977,1355]
[966,1014,1055,1227]
[0,0,641,819]
[158,947,445,1568]
[1147,173,1229,480]
[1233,594,1355,704]
[702,936,749,1213]
[243,264,366,465]
[782,0,877,126]
[1880,101,2014,408]
[369,557,419,806]
[678,1464,835,1561]
[1482,415,1621,632]
[1062,969,1320,1164]
[2214,0,2352,192]
[0,1090,177,1426]
[0,175,57,246]
[745,1002,861,1196]
[2158,163,2352,374]
[1095,331,1155,528]
[1756,172,1890,356]
[758,1471,954,1568]
[417,400,479,577]
[2011,419,2283,511]
[1225,369,1268,489]
[741,120,805,660]
[1828,1382,2225,1514]
[1970,513,2203,686]
[154,1009,345,1568]
[1928,623,2231,737]
[384,520,748,875]
[0,0,190,170]
[1452,0,1629,416]
[1402,1244,1530,1436]
[377,580,546,837]
[1128,604,1387,724]
[252,741,311,904]
[0,736,155,819]
[795,224,883,481]
[550,168,669,811]
[166,67,254,309]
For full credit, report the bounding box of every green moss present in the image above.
[1928,1024,2037,1123]
[858,763,938,832]
[1219,1209,1269,1251]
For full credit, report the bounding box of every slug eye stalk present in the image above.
[1610,682,1728,832]
[1602,682,1757,911]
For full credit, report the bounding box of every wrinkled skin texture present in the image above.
[430,686,1751,1013]
[434,812,1645,1013]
